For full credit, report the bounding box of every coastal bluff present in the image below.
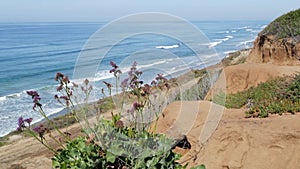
[247,8,300,65]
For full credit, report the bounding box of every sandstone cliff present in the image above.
[247,9,300,65]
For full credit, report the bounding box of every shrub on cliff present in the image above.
[225,73,300,118]
[261,8,300,39]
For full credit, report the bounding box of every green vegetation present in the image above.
[0,136,9,147]
[176,70,222,101]
[53,119,186,169]
[16,62,205,168]
[261,8,300,39]
[221,49,249,67]
[190,165,206,169]
[225,73,300,118]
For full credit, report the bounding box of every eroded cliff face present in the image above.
[247,35,300,65]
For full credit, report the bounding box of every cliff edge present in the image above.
[247,8,300,65]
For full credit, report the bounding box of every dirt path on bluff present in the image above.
[155,101,300,169]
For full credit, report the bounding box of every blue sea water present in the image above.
[0,21,268,136]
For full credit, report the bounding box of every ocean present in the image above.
[0,21,268,136]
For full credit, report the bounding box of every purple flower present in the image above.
[33,96,41,103]
[62,75,70,83]
[155,73,167,81]
[103,81,112,89]
[142,84,151,95]
[57,85,63,91]
[136,70,142,76]
[33,102,42,110]
[27,90,39,98]
[33,124,47,143]
[27,90,42,110]
[54,72,64,81]
[110,61,118,69]
[115,120,124,129]
[33,124,44,133]
[18,117,23,125]
[121,78,129,88]
[133,102,143,110]
[24,118,33,124]
[131,61,137,70]
[109,61,122,76]
[109,68,116,73]
[16,117,24,131]
[128,70,133,77]
[60,96,69,100]
[59,96,70,106]
[16,117,32,131]
[151,80,157,86]
[84,79,89,85]
[55,72,64,81]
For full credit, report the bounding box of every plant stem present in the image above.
[38,107,70,142]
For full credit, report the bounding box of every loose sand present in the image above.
[156,101,300,169]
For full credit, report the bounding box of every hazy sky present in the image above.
[1,0,300,22]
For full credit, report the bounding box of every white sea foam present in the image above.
[251,30,260,33]
[224,50,237,55]
[0,96,6,101]
[208,41,223,48]
[246,29,253,32]
[237,26,249,30]
[238,39,255,48]
[231,30,237,33]
[6,92,22,98]
[80,59,178,84]
[45,107,65,118]
[216,38,229,41]
[0,91,26,102]
[209,35,233,48]
[94,70,114,82]
[261,25,267,29]
[155,44,179,49]
[216,31,230,34]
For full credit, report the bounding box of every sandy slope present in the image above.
[206,63,300,98]
[155,101,300,169]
